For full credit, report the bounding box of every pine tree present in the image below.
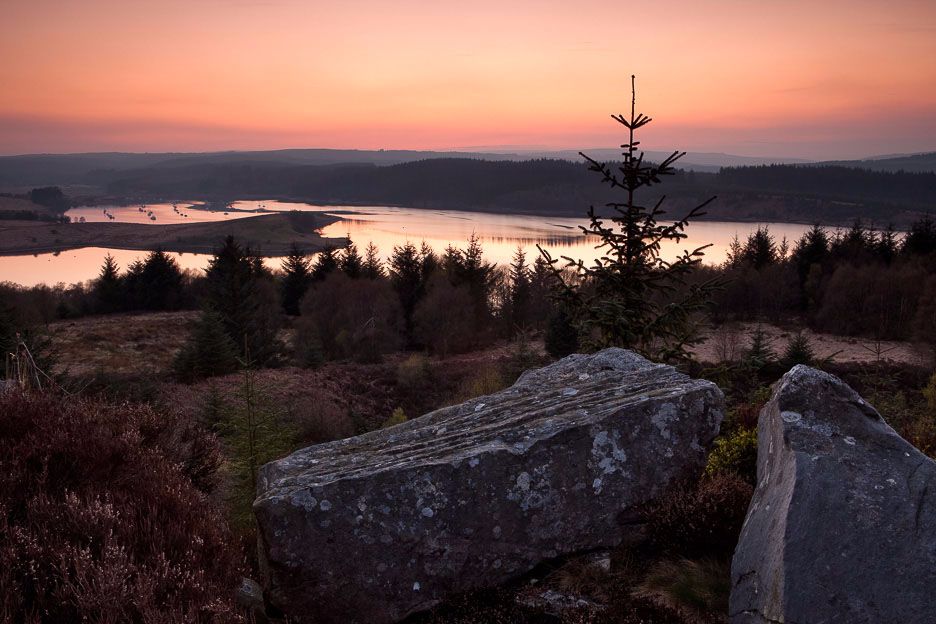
[420,241,439,279]
[138,249,184,311]
[123,259,146,310]
[903,216,936,256]
[529,256,555,329]
[539,76,719,361]
[205,236,254,342]
[203,235,282,365]
[389,241,429,339]
[0,302,18,377]
[362,242,385,279]
[725,235,744,268]
[339,242,364,278]
[173,310,240,382]
[876,224,899,263]
[94,253,123,313]
[544,307,579,358]
[740,226,778,269]
[280,243,312,316]
[508,246,532,332]
[312,246,340,281]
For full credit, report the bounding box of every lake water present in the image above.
[1,199,817,287]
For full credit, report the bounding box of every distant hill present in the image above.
[505,149,811,172]
[815,152,936,174]
[87,157,934,226]
[1,149,933,227]
[0,147,815,188]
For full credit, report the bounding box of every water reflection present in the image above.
[0,199,817,287]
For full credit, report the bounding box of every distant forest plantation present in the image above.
[2,150,935,227]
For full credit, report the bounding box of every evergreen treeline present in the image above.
[716,164,936,206]
[710,216,936,343]
[162,231,558,381]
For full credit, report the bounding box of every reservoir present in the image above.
[1,200,816,287]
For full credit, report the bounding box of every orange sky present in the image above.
[1,0,934,158]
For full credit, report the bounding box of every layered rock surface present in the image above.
[731,365,936,623]
[254,349,724,623]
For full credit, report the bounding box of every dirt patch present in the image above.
[693,322,932,368]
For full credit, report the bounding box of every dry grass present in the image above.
[49,310,199,376]
[632,558,730,623]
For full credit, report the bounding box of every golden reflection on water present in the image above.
[1,200,815,287]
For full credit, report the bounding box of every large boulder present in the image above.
[254,348,724,623]
[731,365,936,623]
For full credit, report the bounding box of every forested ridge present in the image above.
[4,152,934,226]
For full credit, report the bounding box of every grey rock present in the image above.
[516,587,605,616]
[255,348,724,623]
[236,577,270,624]
[515,551,613,616]
[731,365,936,623]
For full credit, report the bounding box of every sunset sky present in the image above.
[2,0,934,159]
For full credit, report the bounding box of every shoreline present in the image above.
[0,211,345,258]
[72,194,913,231]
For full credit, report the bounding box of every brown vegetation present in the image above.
[0,388,241,623]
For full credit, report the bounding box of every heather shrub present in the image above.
[643,474,753,558]
[382,407,408,429]
[925,373,936,412]
[288,391,354,445]
[704,427,758,485]
[0,389,241,623]
[396,353,434,393]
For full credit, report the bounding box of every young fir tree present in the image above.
[280,243,312,316]
[362,242,385,279]
[94,253,123,313]
[783,331,815,367]
[743,326,776,371]
[539,76,719,361]
[219,345,295,528]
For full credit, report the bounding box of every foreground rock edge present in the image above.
[731,365,936,624]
